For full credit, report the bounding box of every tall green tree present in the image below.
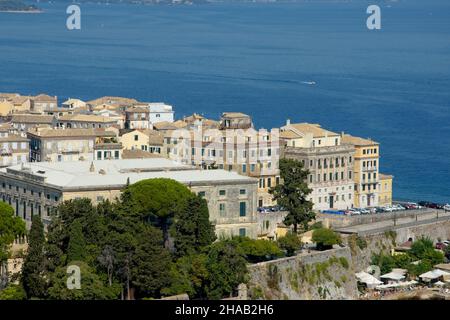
[269,158,315,233]
[131,226,172,299]
[66,219,86,263]
[124,178,193,248]
[47,261,120,300]
[0,202,26,289]
[162,253,209,299]
[173,195,216,257]
[21,215,46,299]
[205,240,248,299]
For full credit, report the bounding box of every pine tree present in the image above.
[173,195,216,257]
[269,158,315,233]
[66,219,86,263]
[21,215,46,298]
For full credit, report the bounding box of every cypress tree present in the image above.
[174,195,216,257]
[66,219,86,263]
[21,215,46,298]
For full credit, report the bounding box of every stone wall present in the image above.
[247,247,358,300]
[345,220,450,272]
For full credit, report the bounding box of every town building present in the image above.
[0,133,29,168]
[31,94,58,114]
[341,134,380,208]
[0,159,259,238]
[280,121,355,211]
[55,114,118,129]
[157,112,280,207]
[11,114,56,136]
[379,173,393,206]
[119,129,165,156]
[61,98,87,110]
[27,127,120,162]
[124,106,150,129]
[148,102,174,124]
[86,96,139,111]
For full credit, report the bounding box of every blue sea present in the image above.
[0,0,449,203]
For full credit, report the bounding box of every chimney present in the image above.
[286,119,291,126]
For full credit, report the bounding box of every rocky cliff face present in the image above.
[247,247,358,300]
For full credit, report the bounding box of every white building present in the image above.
[148,103,174,124]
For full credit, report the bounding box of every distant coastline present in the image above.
[0,0,42,12]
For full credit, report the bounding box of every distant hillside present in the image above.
[0,0,40,11]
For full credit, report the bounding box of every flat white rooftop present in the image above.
[0,159,256,189]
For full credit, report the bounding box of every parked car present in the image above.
[392,204,405,211]
[375,207,385,213]
[436,242,448,250]
[444,204,450,212]
[383,205,394,212]
[348,208,361,215]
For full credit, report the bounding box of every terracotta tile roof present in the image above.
[122,149,163,159]
[0,134,29,142]
[140,129,164,145]
[87,96,139,107]
[341,134,378,146]
[33,94,57,102]
[379,173,393,180]
[125,106,149,113]
[221,112,250,118]
[58,114,117,123]
[11,114,55,124]
[27,128,116,138]
[282,123,339,138]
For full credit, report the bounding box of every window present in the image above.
[250,164,255,172]
[239,228,246,237]
[97,196,104,202]
[309,175,313,183]
[267,178,272,188]
[349,171,352,179]
[219,203,226,216]
[240,189,246,195]
[242,164,247,173]
[198,191,206,198]
[318,197,321,203]
[134,135,138,141]
[115,151,119,159]
[219,190,226,196]
[97,151,102,159]
[239,202,246,217]
[276,177,280,185]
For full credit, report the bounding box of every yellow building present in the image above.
[379,174,393,206]
[119,129,165,156]
[341,134,380,208]
[0,100,13,116]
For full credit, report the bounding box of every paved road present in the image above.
[335,210,450,235]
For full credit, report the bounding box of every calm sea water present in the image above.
[0,0,449,203]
